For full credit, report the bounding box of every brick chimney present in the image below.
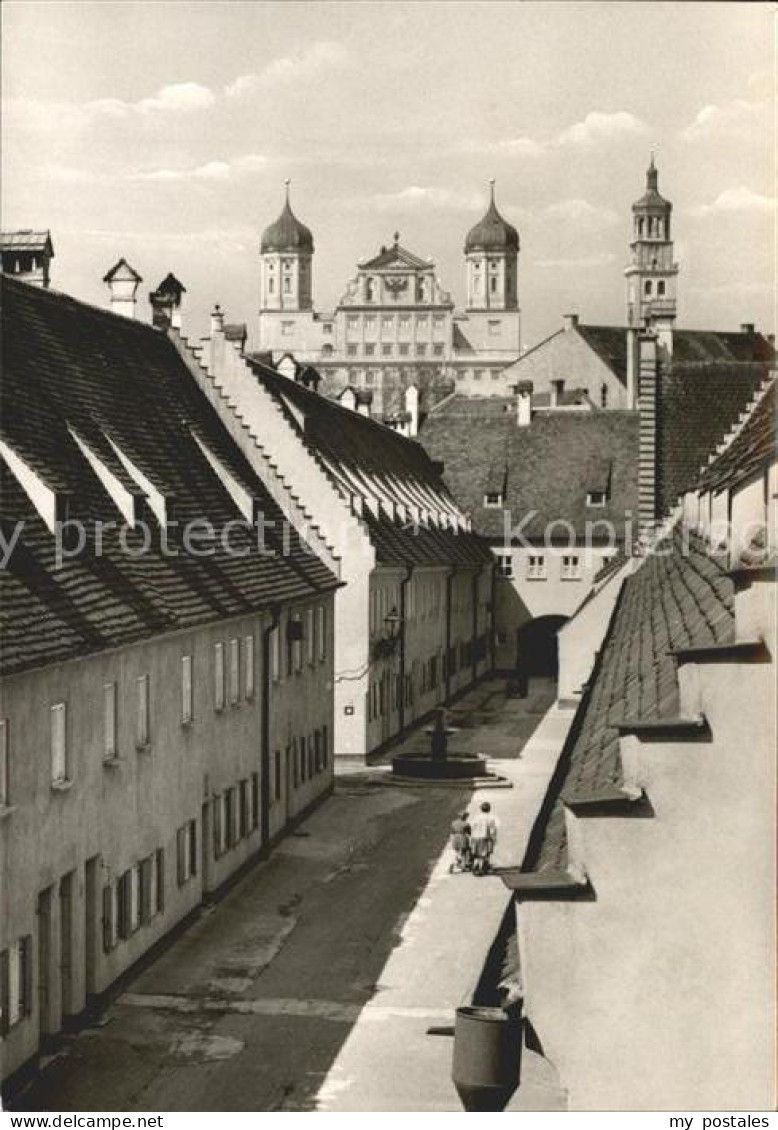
[562,312,579,332]
[510,381,533,427]
[104,258,142,319]
[740,322,755,335]
[149,273,186,331]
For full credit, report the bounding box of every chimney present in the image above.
[210,304,225,335]
[562,312,579,332]
[103,258,142,319]
[551,379,565,408]
[740,322,755,335]
[149,273,186,331]
[637,330,659,533]
[510,381,533,427]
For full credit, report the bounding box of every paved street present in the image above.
[9,679,556,1113]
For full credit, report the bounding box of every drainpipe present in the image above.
[489,556,497,673]
[261,603,281,849]
[471,569,479,686]
[398,565,414,733]
[445,566,456,701]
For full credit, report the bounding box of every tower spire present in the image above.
[284,178,291,205]
[647,152,658,190]
[489,177,496,205]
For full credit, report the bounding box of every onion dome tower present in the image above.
[260,180,314,312]
[464,180,520,311]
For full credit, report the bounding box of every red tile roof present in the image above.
[525,529,735,873]
[1,276,338,677]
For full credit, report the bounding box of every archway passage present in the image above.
[516,615,569,681]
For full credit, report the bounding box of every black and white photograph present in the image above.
[0,0,775,1117]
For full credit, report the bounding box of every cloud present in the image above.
[88,82,216,117]
[45,153,269,185]
[225,41,348,97]
[541,198,619,228]
[350,185,484,213]
[556,110,650,147]
[680,98,765,142]
[690,186,775,218]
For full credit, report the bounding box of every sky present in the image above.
[2,1,774,349]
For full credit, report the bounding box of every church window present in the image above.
[657,280,666,297]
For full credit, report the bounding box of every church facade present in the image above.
[256,182,522,428]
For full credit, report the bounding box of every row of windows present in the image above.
[485,489,608,510]
[213,776,259,860]
[270,606,327,682]
[347,313,447,330]
[495,553,585,581]
[103,848,166,953]
[345,342,445,358]
[287,725,329,788]
[0,936,33,1036]
[644,279,668,297]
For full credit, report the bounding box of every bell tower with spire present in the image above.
[625,155,679,344]
[461,179,521,356]
[260,180,314,314]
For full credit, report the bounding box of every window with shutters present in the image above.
[181,656,193,724]
[1,937,32,1034]
[155,849,165,914]
[139,856,153,925]
[50,702,68,784]
[136,675,150,748]
[103,683,117,760]
[251,773,259,831]
[229,638,240,705]
[0,718,9,807]
[214,643,225,711]
[244,635,255,699]
[177,820,196,884]
[225,789,236,849]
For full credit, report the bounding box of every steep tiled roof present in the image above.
[526,530,735,873]
[0,276,337,677]
[657,360,771,512]
[575,324,773,387]
[696,377,776,495]
[417,397,639,540]
[1,230,53,254]
[245,360,491,566]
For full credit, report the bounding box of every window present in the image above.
[600,384,609,409]
[587,491,607,508]
[322,724,329,770]
[314,730,322,773]
[347,344,358,357]
[117,870,132,939]
[488,319,501,335]
[292,740,300,788]
[416,343,427,357]
[382,344,392,356]
[51,702,67,783]
[561,554,582,580]
[283,278,292,295]
[306,608,315,665]
[244,635,255,698]
[229,638,240,705]
[213,794,225,858]
[484,492,503,508]
[291,615,303,672]
[496,551,513,579]
[0,719,8,807]
[271,625,281,683]
[181,656,193,725]
[267,277,274,295]
[490,276,498,294]
[399,343,409,357]
[364,343,375,356]
[317,605,326,661]
[225,788,236,849]
[281,319,294,334]
[381,315,394,331]
[0,937,32,1033]
[644,280,652,296]
[176,820,197,885]
[102,683,118,759]
[528,555,546,580]
[299,739,307,782]
[657,280,666,297]
[433,344,444,356]
[308,735,314,779]
[274,750,282,800]
[214,643,225,710]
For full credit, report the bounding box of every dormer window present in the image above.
[484,492,503,508]
[587,490,607,508]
